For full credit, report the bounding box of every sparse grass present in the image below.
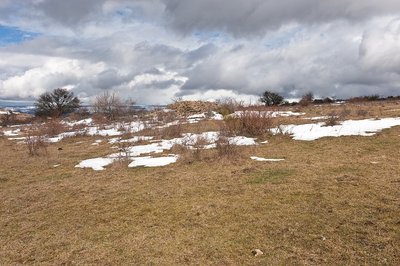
[0,101,400,265]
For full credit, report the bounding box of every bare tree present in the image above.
[299,92,314,106]
[93,91,133,120]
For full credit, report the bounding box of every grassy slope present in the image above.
[1,106,400,265]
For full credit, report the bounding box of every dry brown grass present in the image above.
[41,119,67,136]
[1,102,400,265]
[301,100,400,121]
[224,111,274,137]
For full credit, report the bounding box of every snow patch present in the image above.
[3,129,21,136]
[64,118,93,127]
[232,110,305,118]
[75,158,115,171]
[251,156,285,162]
[128,155,178,168]
[272,118,400,141]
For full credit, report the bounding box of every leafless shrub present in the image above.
[216,97,244,116]
[340,108,352,118]
[356,109,369,117]
[154,109,179,123]
[299,92,314,106]
[41,119,67,136]
[172,135,209,163]
[224,111,273,137]
[24,127,48,156]
[191,135,209,161]
[155,124,183,139]
[171,96,183,103]
[273,125,292,136]
[71,123,88,132]
[92,113,109,127]
[0,111,16,127]
[93,91,135,120]
[115,141,132,164]
[216,131,238,159]
[324,113,340,126]
[67,108,90,121]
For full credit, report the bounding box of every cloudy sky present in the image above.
[0,0,400,104]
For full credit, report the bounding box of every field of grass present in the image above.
[1,102,400,265]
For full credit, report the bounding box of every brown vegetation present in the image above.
[224,111,274,137]
[93,91,135,120]
[168,100,218,115]
[0,100,400,264]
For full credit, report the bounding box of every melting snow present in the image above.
[3,129,21,136]
[75,158,115,171]
[108,136,153,144]
[128,155,178,168]
[251,157,285,162]
[77,131,257,170]
[187,111,224,122]
[232,111,305,118]
[272,117,400,141]
[303,116,330,120]
[64,118,93,126]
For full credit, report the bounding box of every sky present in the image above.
[0,0,400,104]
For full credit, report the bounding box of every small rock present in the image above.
[252,249,263,257]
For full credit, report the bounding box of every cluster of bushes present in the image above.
[347,95,400,103]
[259,90,400,107]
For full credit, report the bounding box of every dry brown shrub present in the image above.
[356,109,369,117]
[92,113,109,126]
[324,113,340,126]
[299,92,314,106]
[223,111,273,137]
[115,141,132,163]
[24,126,48,156]
[215,133,238,159]
[154,109,179,123]
[340,108,352,118]
[172,144,199,164]
[66,112,81,122]
[167,100,218,115]
[0,111,16,127]
[155,124,183,139]
[172,135,210,164]
[93,91,134,120]
[70,123,88,132]
[41,119,67,136]
[216,98,244,116]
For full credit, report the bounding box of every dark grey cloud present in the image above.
[1,0,400,104]
[163,0,400,36]
[35,0,106,25]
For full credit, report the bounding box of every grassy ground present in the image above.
[1,103,400,265]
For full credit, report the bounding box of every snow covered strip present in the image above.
[251,156,285,162]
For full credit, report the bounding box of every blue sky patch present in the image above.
[0,25,40,46]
